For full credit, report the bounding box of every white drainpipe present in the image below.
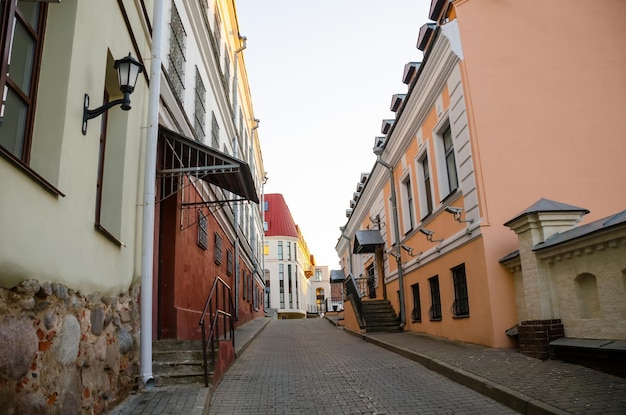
[140,0,165,390]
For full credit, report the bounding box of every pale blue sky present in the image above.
[237,1,431,268]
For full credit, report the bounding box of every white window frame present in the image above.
[400,171,416,235]
[416,147,435,219]
[433,111,459,200]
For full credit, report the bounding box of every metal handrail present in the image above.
[199,276,234,387]
[345,276,366,328]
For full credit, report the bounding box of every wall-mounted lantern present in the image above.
[82,53,144,135]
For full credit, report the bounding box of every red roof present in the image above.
[264,194,298,237]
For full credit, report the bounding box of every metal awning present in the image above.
[330,270,346,283]
[158,126,259,204]
[353,230,385,254]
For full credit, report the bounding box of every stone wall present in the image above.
[0,279,140,415]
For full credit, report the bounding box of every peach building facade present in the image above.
[336,0,626,349]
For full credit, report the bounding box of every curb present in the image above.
[235,317,272,358]
[341,327,569,415]
[205,318,272,414]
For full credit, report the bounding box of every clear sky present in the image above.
[237,1,431,268]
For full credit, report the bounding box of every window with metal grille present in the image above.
[223,52,230,97]
[197,210,208,250]
[227,248,233,276]
[428,276,442,320]
[451,264,469,318]
[213,232,222,264]
[194,67,206,140]
[0,1,47,164]
[411,283,421,322]
[168,2,186,101]
[211,112,219,148]
[243,268,247,300]
[213,7,222,57]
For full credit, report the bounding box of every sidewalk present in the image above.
[325,314,626,415]
[108,317,271,415]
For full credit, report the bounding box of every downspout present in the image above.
[375,156,406,329]
[232,36,246,320]
[139,0,164,389]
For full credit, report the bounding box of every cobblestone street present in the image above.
[208,319,518,414]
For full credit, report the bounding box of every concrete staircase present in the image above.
[152,339,210,386]
[360,300,402,332]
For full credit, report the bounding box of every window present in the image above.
[264,270,270,309]
[0,2,47,163]
[223,52,230,97]
[288,264,293,308]
[295,265,299,308]
[211,112,219,148]
[411,283,421,322]
[417,154,434,218]
[277,241,283,260]
[401,176,415,233]
[279,264,284,308]
[194,68,206,140]
[197,210,208,250]
[442,126,458,196]
[286,241,291,261]
[428,276,442,320]
[168,1,186,101]
[213,7,222,56]
[451,264,469,318]
[226,249,233,275]
[214,232,222,264]
[366,264,377,299]
[243,268,247,300]
[315,269,322,282]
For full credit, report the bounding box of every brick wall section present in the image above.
[518,319,564,360]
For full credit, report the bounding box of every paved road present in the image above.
[208,319,518,414]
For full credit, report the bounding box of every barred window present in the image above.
[214,232,222,264]
[168,2,186,101]
[451,264,470,318]
[211,112,219,148]
[223,52,230,97]
[197,210,208,250]
[428,276,442,320]
[226,249,233,276]
[213,7,222,57]
[194,67,206,140]
[411,283,421,322]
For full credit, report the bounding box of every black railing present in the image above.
[451,298,470,318]
[345,276,366,328]
[325,297,343,312]
[198,276,234,387]
[428,304,442,321]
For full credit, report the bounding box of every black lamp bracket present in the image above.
[82,92,131,135]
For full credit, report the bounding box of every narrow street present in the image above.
[209,319,518,414]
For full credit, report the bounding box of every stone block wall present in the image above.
[518,319,564,360]
[0,279,141,414]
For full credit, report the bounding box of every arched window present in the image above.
[575,273,601,319]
